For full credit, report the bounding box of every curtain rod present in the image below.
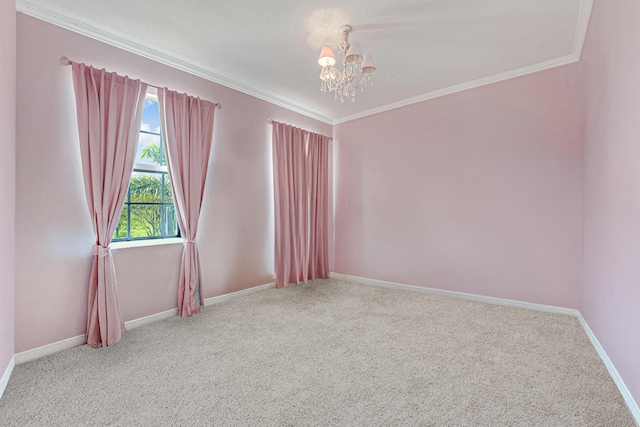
[60,56,222,109]
[267,119,332,141]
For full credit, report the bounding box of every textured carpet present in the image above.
[0,279,635,426]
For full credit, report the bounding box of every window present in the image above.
[114,90,179,241]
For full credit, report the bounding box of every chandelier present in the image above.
[318,25,376,103]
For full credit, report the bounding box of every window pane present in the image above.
[137,99,165,166]
[114,96,179,242]
[130,172,163,203]
[164,173,173,203]
[130,204,162,238]
[114,207,128,239]
[164,205,178,236]
[142,99,160,131]
[136,132,164,166]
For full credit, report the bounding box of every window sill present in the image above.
[111,237,184,250]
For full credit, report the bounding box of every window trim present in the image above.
[112,93,180,242]
[111,237,183,250]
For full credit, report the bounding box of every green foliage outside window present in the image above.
[114,142,178,240]
[140,142,166,166]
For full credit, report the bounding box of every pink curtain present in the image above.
[72,63,148,348]
[307,133,330,279]
[157,88,216,317]
[272,121,330,288]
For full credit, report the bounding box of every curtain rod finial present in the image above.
[60,56,71,66]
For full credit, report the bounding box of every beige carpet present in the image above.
[0,279,635,426]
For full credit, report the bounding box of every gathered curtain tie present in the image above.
[183,239,196,245]
[92,244,110,257]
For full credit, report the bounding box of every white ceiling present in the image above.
[16,0,592,124]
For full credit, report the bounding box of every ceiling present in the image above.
[16,0,592,124]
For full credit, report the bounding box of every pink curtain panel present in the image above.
[306,132,330,280]
[272,121,330,288]
[72,63,148,348]
[157,88,216,317]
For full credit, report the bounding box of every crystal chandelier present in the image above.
[318,25,376,103]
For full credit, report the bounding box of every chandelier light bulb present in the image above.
[345,42,362,63]
[318,46,336,67]
[361,54,376,74]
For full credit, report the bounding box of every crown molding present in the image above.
[16,0,592,127]
[572,0,594,59]
[15,0,333,125]
[333,0,593,124]
[333,54,579,125]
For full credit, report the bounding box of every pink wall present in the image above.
[14,14,331,353]
[6,3,640,412]
[334,65,583,309]
[580,0,640,406]
[0,0,16,379]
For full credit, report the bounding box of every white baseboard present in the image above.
[14,281,276,365]
[15,334,86,365]
[0,356,15,399]
[14,310,179,365]
[124,309,178,331]
[330,272,639,426]
[330,272,578,316]
[577,313,640,424]
[204,282,275,307]
[123,281,276,329]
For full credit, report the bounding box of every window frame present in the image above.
[112,90,180,242]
